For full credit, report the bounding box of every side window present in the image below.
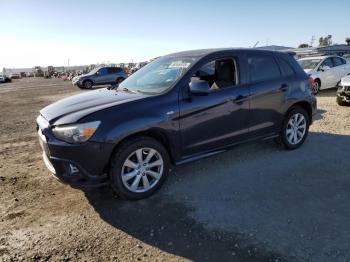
[248,54,281,82]
[278,57,295,76]
[321,58,334,68]
[98,68,108,76]
[192,57,239,91]
[332,57,344,67]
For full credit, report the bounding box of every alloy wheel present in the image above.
[313,81,319,94]
[286,113,307,145]
[121,148,164,193]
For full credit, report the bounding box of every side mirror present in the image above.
[189,79,210,95]
[319,65,330,71]
[95,71,100,75]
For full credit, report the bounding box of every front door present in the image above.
[179,55,250,157]
[94,68,109,84]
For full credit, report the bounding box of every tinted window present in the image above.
[321,58,334,68]
[193,57,239,90]
[278,57,295,76]
[332,57,345,67]
[108,67,122,73]
[98,68,108,76]
[248,55,281,82]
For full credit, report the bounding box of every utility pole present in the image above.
[310,35,316,47]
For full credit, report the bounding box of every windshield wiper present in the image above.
[118,87,139,94]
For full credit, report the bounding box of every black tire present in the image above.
[83,80,93,89]
[336,95,349,106]
[115,77,124,85]
[280,106,310,150]
[313,79,321,95]
[109,137,170,200]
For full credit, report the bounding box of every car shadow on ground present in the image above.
[313,108,326,121]
[83,131,350,262]
[316,87,337,98]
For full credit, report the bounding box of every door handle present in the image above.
[280,84,289,92]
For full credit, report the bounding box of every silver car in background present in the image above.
[298,55,350,94]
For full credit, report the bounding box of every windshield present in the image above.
[298,59,322,70]
[119,56,197,94]
[88,67,100,74]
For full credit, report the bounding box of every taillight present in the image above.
[307,74,315,92]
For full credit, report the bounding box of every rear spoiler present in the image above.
[282,51,296,57]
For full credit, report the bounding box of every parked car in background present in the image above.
[0,75,5,83]
[298,55,350,94]
[72,66,127,89]
[131,62,148,74]
[37,48,316,200]
[337,75,350,106]
[343,54,350,61]
[9,73,21,79]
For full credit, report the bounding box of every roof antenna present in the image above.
[253,41,259,48]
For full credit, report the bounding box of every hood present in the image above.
[40,88,146,126]
[341,75,350,86]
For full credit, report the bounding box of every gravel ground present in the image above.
[0,78,349,262]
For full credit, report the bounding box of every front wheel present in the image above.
[83,80,93,89]
[280,106,310,150]
[336,95,349,106]
[109,137,170,200]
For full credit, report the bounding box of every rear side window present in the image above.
[278,57,295,76]
[332,57,345,67]
[248,54,281,83]
[108,67,122,73]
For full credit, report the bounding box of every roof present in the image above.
[165,48,280,58]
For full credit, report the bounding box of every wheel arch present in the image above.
[314,77,321,86]
[82,79,94,85]
[105,128,176,174]
[287,101,312,121]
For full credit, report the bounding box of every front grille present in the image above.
[344,86,350,92]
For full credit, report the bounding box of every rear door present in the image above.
[332,57,345,82]
[247,53,286,137]
[318,58,336,88]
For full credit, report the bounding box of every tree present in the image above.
[346,37,350,46]
[319,35,332,47]
[298,43,310,48]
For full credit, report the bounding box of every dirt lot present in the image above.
[0,78,349,262]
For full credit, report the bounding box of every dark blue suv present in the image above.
[37,48,317,200]
[72,66,127,89]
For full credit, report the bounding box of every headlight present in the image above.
[52,121,101,143]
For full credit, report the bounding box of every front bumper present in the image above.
[337,86,350,101]
[37,116,113,188]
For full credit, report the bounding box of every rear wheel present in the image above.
[280,106,310,150]
[109,137,170,200]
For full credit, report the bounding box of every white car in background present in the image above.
[298,55,350,94]
[0,75,5,83]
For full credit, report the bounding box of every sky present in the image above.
[0,0,349,69]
